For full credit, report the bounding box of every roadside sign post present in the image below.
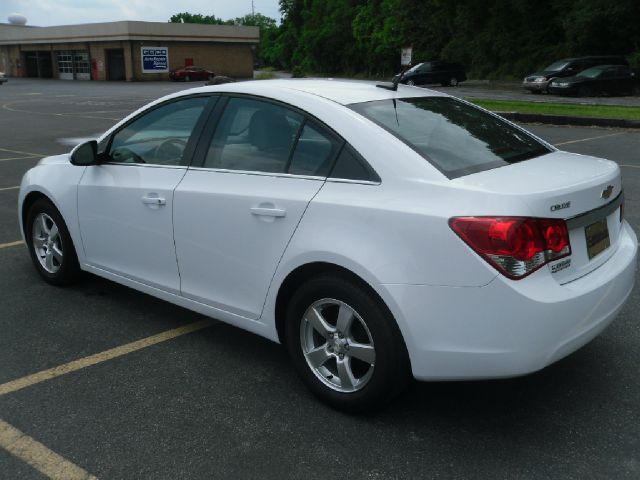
[400,46,412,67]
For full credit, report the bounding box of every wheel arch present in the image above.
[21,190,52,237]
[273,261,411,370]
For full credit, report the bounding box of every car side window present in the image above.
[203,97,303,173]
[108,97,208,166]
[329,144,380,182]
[288,121,341,177]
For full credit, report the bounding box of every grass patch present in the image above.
[254,71,277,80]
[467,98,640,121]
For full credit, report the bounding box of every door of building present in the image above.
[106,49,126,81]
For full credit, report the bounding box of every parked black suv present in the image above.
[394,61,467,87]
[523,56,629,93]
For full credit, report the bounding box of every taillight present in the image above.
[449,217,571,279]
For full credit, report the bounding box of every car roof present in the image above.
[187,79,445,105]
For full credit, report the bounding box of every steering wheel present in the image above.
[153,138,187,163]
[111,147,145,164]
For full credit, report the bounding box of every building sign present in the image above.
[400,46,412,66]
[141,47,169,73]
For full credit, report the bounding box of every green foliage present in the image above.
[169,12,231,25]
[172,1,640,78]
[254,71,278,80]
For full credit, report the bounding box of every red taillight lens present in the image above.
[450,217,571,279]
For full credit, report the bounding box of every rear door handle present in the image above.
[250,206,286,217]
[141,195,166,206]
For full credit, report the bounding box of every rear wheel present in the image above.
[25,198,81,286]
[184,75,191,82]
[284,274,410,412]
[450,77,459,87]
[406,79,415,86]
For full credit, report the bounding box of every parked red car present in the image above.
[169,66,215,82]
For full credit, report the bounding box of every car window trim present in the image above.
[190,93,377,182]
[102,93,219,168]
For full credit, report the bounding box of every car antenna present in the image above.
[377,65,408,91]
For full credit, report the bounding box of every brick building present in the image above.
[0,21,259,81]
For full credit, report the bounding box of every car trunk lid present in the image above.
[453,151,624,283]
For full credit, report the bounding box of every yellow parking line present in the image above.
[0,147,45,157]
[0,240,24,249]
[0,319,214,397]
[0,186,20,191]
[0,156,39,163]
[0,419,98,480]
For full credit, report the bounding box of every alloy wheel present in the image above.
[299,298,376,393]
[32,212,63,274]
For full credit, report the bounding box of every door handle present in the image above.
[250,206,286,217]
[141,195,166,206]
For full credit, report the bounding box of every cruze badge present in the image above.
[550,201,571,212]
[601,185,614,199]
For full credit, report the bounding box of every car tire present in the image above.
[284,273,411,413]
[450,77,458,87]
[25,198,82,286]
[184,75,191,82]
[406,79,415,86]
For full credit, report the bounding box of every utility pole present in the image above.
[252,0,255,15]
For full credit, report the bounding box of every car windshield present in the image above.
[544,61,569,72]
[350,97,551,178]
[577,67,604,78]
[406,63,423,73]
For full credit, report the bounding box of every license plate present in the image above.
[585,219,610,260]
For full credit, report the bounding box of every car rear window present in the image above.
[349,97,551,178]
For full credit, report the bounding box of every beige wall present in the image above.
[130,41,254,80]
[1,40,254,81]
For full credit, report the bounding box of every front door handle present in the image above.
[250,206,286,217]
[141,194,166,206]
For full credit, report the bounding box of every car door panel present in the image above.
[78,166,187,292]
[77,95,213,293]
[173,171,324,319]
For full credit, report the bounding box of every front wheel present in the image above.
[406,79,415,86]
[184,75,191,82]
[449,77,459,87]
[284,274,410,412]
[25,198,82,286]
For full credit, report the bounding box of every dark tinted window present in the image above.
[204,97,302,173]
[289,122,340,176]
[350,97,550,178]
[109,97,208,165]
[330,145,379,182]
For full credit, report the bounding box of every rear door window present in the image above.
[350,97,551,179]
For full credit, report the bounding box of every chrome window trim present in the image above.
[566,192,623,229]
[186,166,380,185]
[187,166,325,181]
[325,178,381,186]
[102,162,187,170]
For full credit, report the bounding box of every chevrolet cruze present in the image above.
[19,80,637,411]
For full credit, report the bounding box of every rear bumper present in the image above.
[383,222,637,381]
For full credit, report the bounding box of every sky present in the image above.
[1,0,282,26]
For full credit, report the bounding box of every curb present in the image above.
[497,111,640,129]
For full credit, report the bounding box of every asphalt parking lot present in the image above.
[1,78,639,479]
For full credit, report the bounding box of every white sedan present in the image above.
[19,80,637,411]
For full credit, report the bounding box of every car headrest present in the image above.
[248,109,293,150]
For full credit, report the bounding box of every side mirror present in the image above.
[70,140,99,166]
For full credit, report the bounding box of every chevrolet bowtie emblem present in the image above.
[601,185,614,200]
